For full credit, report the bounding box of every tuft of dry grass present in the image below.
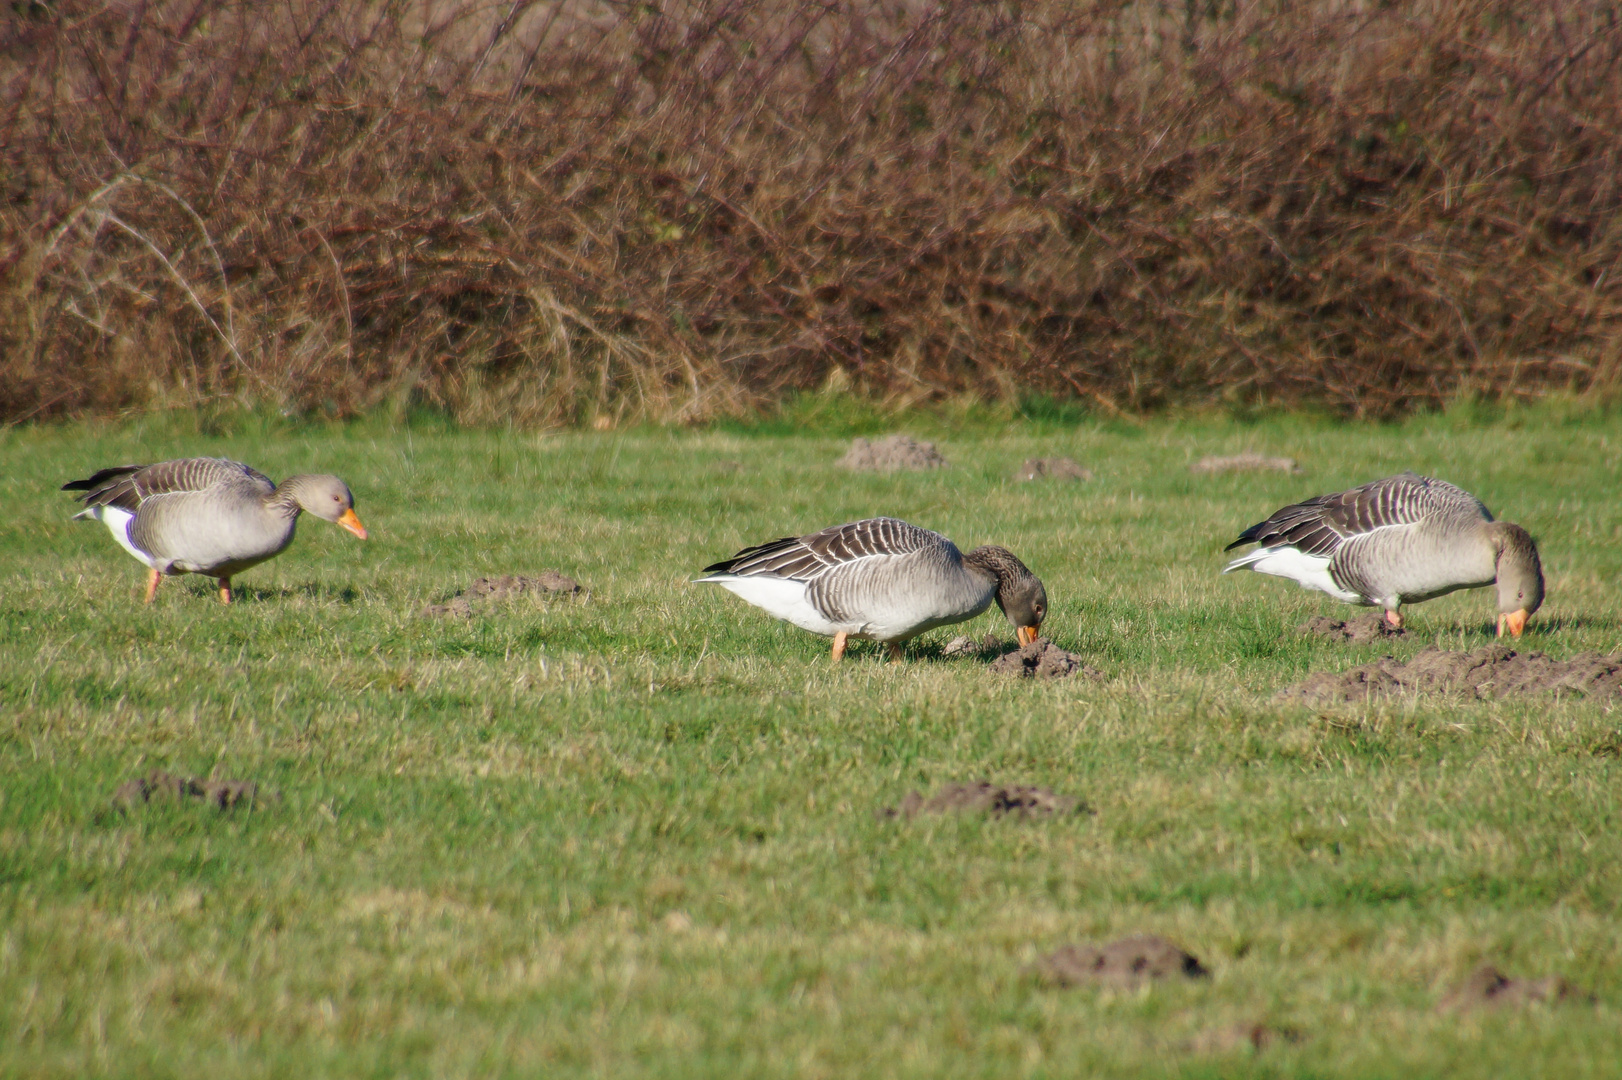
[2,0,1620,425]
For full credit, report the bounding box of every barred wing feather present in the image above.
[702,517,943,581]
[63,458,275,512]
[1225,472,1489,558]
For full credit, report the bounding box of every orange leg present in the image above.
[831,631,848,662]
[1385,610,1403,629]
[144,568,161,604]
[886,642,905,663]
[218,577,233,605]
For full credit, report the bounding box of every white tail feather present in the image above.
[1223,545,1361,603]
[695,573,847,636]
[75,505,159,569]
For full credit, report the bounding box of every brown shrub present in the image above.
[2,0,1619,425]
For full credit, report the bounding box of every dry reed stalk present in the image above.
[1,0,1618,424]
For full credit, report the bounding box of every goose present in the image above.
[1222,472,1543,636]
[696,517,1047,660]
[63,457,368,604]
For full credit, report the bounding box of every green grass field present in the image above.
[3,406,1620,1078]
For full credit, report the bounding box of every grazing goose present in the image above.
[63,458,367,604]
[1222,472,1543,636]
[696,517,1047,661]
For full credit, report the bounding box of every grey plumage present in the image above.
[1223,472,1545,635]
[707,517,936,579]
[698,517,1047,658]
[63,457,367,603]
[64,459,278,512]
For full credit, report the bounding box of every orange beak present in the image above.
[1017,625,1040,647]
[337,507,368,540]
[1497,609,1528,638]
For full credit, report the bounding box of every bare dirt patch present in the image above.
[1035,935,1209,988]
[1188,1022,1304,1053]
[989,638,1105,680]
[1190,453,1302,475]
[423,571,583,617]
[110,770,274,813]
[1016,456,1093,482]
[1296,612,1406,643]
[1277,645,1622,704]
[1439,965,1588,1012]
[877,781,1090,821]
[837,434,947,472]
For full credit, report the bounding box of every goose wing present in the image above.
[63,458,275,511]
[1225,472,1489,557]
[702,517,946,581]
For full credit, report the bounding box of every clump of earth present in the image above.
[837,434,947,472]
[423,571,582,617]
[1190,453,1302,475]
[877,781,1090,821]
[1016,457,1093,482]
[1035,935,1208,988]
[1277,645,1622,704]
[989,638,1105,680]
[941,633,1001,659]
[1296,612,1406,643]
[1438,964,1587,1012]
[111,769,273,813]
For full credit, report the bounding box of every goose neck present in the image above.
[961,545,1016,586]
[268,478,311,518]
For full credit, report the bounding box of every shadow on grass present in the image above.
[235,582,361,604]
[1436,615,1622,641]
[1525,615,1622,637]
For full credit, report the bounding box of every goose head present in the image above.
[281,474,368,539]
[965,545,1047,645]
[1490,522,1543,637]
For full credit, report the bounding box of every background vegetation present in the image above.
[3,0,1620,426]
[2,408,1620,1076]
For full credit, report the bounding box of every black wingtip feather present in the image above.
[701,535,800,575]
[1224,521,1267,551]
[61,465,145,493]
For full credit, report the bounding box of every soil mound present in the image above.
[877,781,1089,821]
[989,638,1105,680]
[1439,965,1587,1012]
[1297,613,1406,643]
[941,633,1001,659]
[1035,935,1208,988]
[1277,645,1622,704]
[110,769,273,813]
[1190,453,1302,475]
[423,571,582,617]
[837,435,947,472]
[1016,457,1093,482]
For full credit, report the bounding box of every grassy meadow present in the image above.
[2,404,1621,1077]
